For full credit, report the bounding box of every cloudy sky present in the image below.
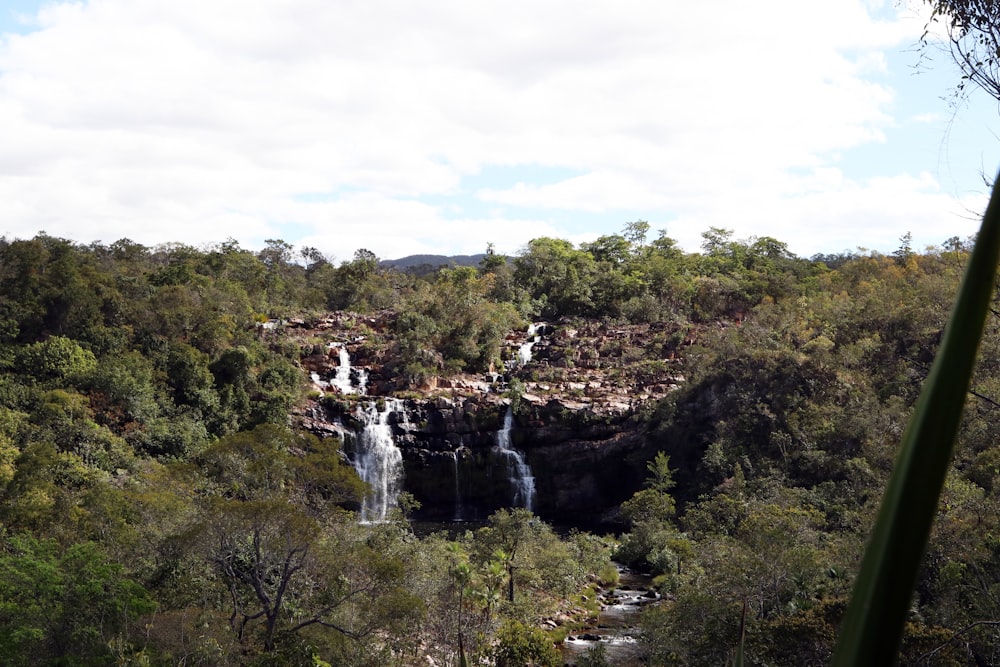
[1,0,998,262]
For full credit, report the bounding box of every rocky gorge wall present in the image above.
[288,312,686,527]
[301,395,657,525]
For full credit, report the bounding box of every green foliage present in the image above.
[474,509,574,604]
[574,644,611,667]
[604,178,1000,665]
[325,249,398,312]
[165,341,219,414]
[198,424,364,507]
[184,499,422,659]
[16,335,97,384]
[514,237,598,317]
[393,267,522,375]
[0,531,154,665]
[87,351,160,425]
[3,227,1000,664]
[2,441,64,530]
[832,175,1000,663]
[491,619,560,667]
[131,413,210,459]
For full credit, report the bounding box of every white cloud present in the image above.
[910,112,943,124]
[0,0,990,260]
[664,170,984,256]
[288,193,560,261]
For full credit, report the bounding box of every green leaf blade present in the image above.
[832,172,1000,666]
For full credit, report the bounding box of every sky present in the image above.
[1,0,999,263]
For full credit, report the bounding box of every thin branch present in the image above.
[287,617,362,639]
[968,386,1000,410]
[239,609,265,641]
[914,620,1000,663]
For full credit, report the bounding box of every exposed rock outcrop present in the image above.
[288,312,687,527]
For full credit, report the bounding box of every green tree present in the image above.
[0,532,154,665]
[472,508,588,606]
[198,424,364,508]
[620,453,676,525]
[192,499,420,657]
[394,268,521,376]
[475,509,542,603]
[491,619,559,667]
[1,441,63,531]
[446,542,474,667]
[480,242,508,273]
[513,238,597,317]
[0,236,49,342]
[15,335,97,385]
[582,234,632,266]
[164,341,220,420]
[617,453,691,582]
[624,220,651,248]
[326,249,399,312]
[87,350,160,428]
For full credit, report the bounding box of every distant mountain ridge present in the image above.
[380,253,487,273]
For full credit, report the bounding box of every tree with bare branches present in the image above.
[923,0,1000,102]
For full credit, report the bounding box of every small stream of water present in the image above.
[560,565,654,666]
[518,322,541,366]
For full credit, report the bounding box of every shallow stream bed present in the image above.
[560,566,655,666]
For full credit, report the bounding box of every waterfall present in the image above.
[352,399,405,522]
[495,407,536,511]
[518,323,542,366]
[356,363,369,396]
[452,450,464,522]
[327,343,368,395]
[310,371,329,391]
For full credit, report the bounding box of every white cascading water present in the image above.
[356,368,368,396]
[495,406,536,511]
[353,399,405,522]
[310,371,328,390]
[518,323,541,366]
[327,343,369,395]
[452,450,464,522]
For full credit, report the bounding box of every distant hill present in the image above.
[380,253,487,275]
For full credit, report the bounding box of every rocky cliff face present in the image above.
[287,312,687,526]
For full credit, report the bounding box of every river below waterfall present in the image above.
[560,565,653,666]
[409,522,654,665]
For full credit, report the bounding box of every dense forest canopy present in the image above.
[0,225,999,665]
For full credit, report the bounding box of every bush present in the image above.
[15,336,97,385]
[491,619,560,667]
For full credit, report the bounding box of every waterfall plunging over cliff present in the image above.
[352,399,406,522]
[452,450,464,522]
[494,407,536,511]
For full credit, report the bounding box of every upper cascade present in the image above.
[516,322,547,368]
[320,343,368,396]
[295,312,684,420]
